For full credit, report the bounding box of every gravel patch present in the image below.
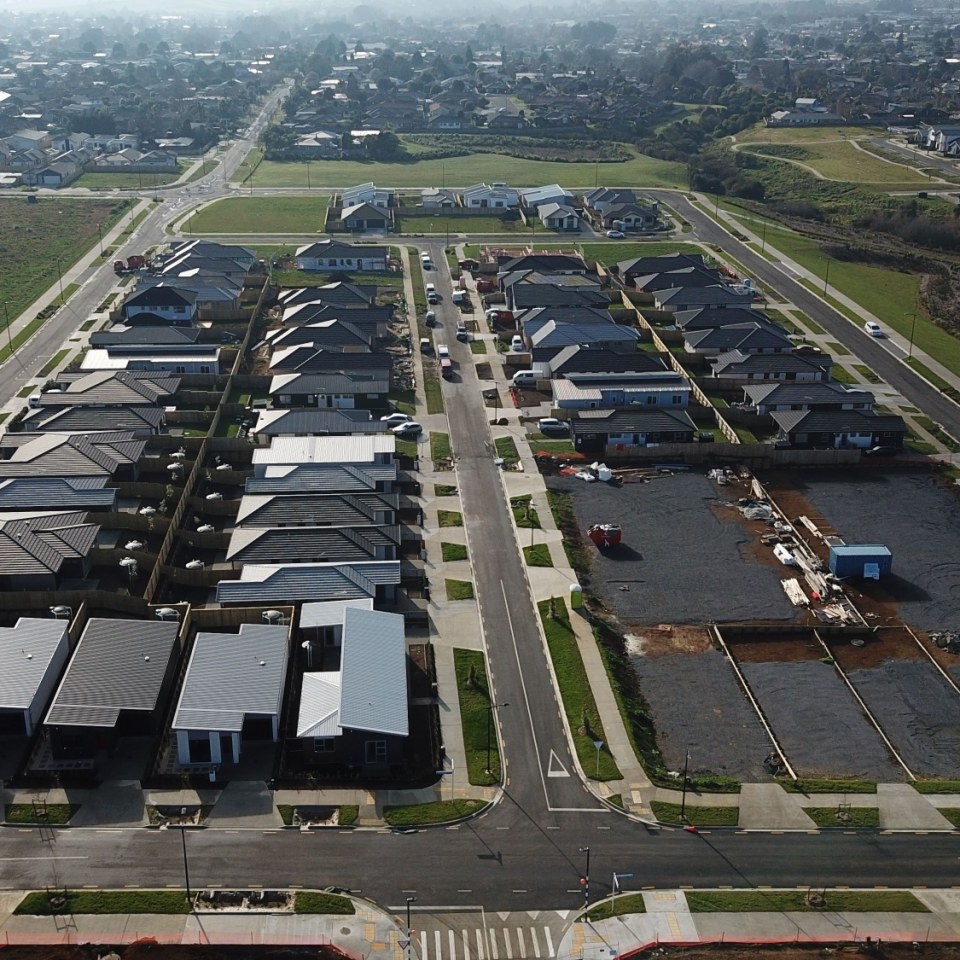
[847,660,960,777]
[789,472,960,631]
[740,661,905,781]
[630,650,773,780]
[551,472,800,625]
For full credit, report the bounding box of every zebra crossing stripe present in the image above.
[476,928,486,960]
[420,932,428,960]
[503,928,513,959]
[462,929,471,960]
[544,927,556,958]
[489,927,499,960]
[530,926,541,958]
[435,930,442,960]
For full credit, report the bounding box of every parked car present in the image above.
[864,444,899,457]
[381,412,413,425]
[511,335,524,351]
[425,310,437,327]
[420,338,433,353]
[605,230,625,239]
[392,421,423,437]
[538,417,569,435]
[864,321,884,337]
[456,322,469,341]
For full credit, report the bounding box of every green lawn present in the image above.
[650,801,739,826]
[15,890,192,916]
[454,649,501,785]
[73,162,187,190]
[938,809,960,827]
[294,892,355,914]
[383,799,489,826]
[529,439,576,455]
[685,890,928,913]
[736,124,888,145]
[435,484,458,496]
[539,597,621,781]
[742,140,929,185]
[586,894,647,921]
[446,578,475,600]
[400,215,522,233]
[802,806,880,829]
[723,213,960,379]
[912,780,960,794]
[430,431,452,461]
[438,510,463,527]
[494,435,520,462]
[441,542,468,562]
[852,363,882,385]
[5,803,79,825]
[255,150,686,189]
[582,240,705,267]
[523,543,553,567]
[511,496,541,529]
[470,339,488,354]
[188,196,331,233]
[780,778,877,794]
[830,365,858,384]
[38,349,70,377]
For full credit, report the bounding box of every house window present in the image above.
[365,740,387,764]
[646,395,657,405]
[671,394,683,405]
[175,365,186,374]
[200,365,211,374]
[313,738,336,753]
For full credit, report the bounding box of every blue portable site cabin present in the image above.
[828,544,892,580]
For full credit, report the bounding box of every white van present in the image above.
[864,321,883,337]
[512,370,536,387]
[451,290,465,304]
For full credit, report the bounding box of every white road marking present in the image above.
[516,927,526,957]
[503,927,513,959]
[544,927,556,958]
[476,928,485,960]
[463,928,471,960]
[530,926,541,958]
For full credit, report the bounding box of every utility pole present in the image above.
[680,749,690,821]
[579,846,591,908]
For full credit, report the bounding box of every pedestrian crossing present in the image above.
[415,919,560,960]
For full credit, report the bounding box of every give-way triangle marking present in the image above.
[547,749,571,778]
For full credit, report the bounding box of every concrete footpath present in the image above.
[2,888,960,954]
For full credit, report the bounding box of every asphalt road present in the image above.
[652,190,960,437]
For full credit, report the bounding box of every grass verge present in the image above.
[523,544,553,567]
[383,799,488,826]
[5,803,79,825]
[294,892,355,914]
[15,890,191,915]
[438,510,463,528]
[435,484,458,496]
[538,597,621,781]
[430,431,452,461]
[585,894,647,921]
[685,890,928,913]
[470,339,488,354]
[802,807,879,829]
[445,579,475,600]
[441,542,468,562]
[650,801,739,826]
[494,436,520,462]
[454,649,500,785]
[780,779,877,794]
[912,780,960,794]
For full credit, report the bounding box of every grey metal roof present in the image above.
[300,598,374,629]
[251,409,381,438]
[0,511,100,576]
[572,408,698,434]
[38,371,179,407]
[617,252,707,276]
[656,285,754,307]
[712,350,833,375]
[216,561,401,605]
[744,381,874,406]
[772,409,907,435]
[267,320,373,351]
[172,623,289,733]
[0,618,68,710]
[683,323,792,352]
[631,268,725,292]
[45,618,180,727]
[253,435,395,467]
[269,372,389,396]
[236,492,398,527]
[226,524,400,563]
[20,406,164,434]
[278,281,377,308]
[0,434,145,479]
[296,672,342,738]
[339,606,408,737]
[244,463,397,495]
[91,325,201,348]
[549,346,666,376]
[268,349,391,376]
[296,240,388,261]
[0,478,116,512]
[673,307,772,331]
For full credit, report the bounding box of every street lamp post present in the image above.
[822,258,831,298]
[55,259,64,304]
[2,301,12,355]
[405,896,416,934]
[96,222,103,258]
[579,846,591,908]
[760,221,767,256]
[485,700,509,775]
[680,749,690,821]
[907,310,918,360]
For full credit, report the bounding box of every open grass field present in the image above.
[73,161,188,190]
[253,149,686,189]
[400,214,524,233]
[742,140,930,186]
[188,195,331,233]
[717,206,960,378]
[735,124,888,145]
[0,196,131,322]
[582,240,705,266]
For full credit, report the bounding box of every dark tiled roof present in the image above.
[20,405,164,434]
[772,409,907,435]
[572,408,697,434]
[236,492,398,527]
[0,511,99,577]
[0,478,116,511]
[226,524,400,563]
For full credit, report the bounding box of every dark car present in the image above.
[863,445,900,457]
[697,432,716,443]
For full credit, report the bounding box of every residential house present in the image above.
[498,254,587,277]
[251,436,395,477]
[582,188,661,231]
[43,618,181,762]
[225,523,400,567]
[0,433,144,482]
[743,382,875,415]
[249,409,382,442]
[18,405,165,437]
[264,320,375,354]
[216,561,401,606]
[771,409,907,449]
[615,253,709,284]
[682,322,793,355]
[654,286,756,312]
[518,184,574,212]
[545,345,667,379]
[420,188,458,209]
[630,267,726,294]
[268,371,389,410]
[23,160,81,188]
[297,606,408,772]
[673,306,772,331]
[0,619,70,736]
[278,282,377,310]
[4,129,50,152]
[244,462,398,496]
[235,492,399,529]
[267,347,391,378]
[507,282,608,312]
[538,202,581,232]
[710,350,833,382]
[34,371,178,408]
[340,202,391,233]
[294,130,341,158]
[294,241,389,273]
[552,371,691,411]
[0,478,117,513]
[341,183,393,209]
[121,284,198,325]
[172,624,289,767]
[571,408,698,454]
[0,509,99,590]
[462,183,519,209]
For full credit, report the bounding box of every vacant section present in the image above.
[847,660,960,777]
[550,472,800,625]
[629,649,773,780]
[788,472,960,632]
[739,660,905,781]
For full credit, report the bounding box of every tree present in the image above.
[750,26,769,58]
